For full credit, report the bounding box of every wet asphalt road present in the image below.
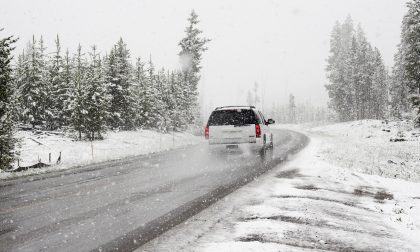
[0,129,308,252]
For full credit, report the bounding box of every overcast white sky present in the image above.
[1,0,407,115]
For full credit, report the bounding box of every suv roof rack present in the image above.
[215,105,255,110]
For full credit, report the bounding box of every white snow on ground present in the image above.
[140,121,420,251]
[0,130,203,180]
[309,120,420,182]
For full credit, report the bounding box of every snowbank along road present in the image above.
[0,129,308,252]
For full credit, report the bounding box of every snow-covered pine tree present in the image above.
[19,36,48,128]
[83,45,108,140]
[156,68,171,131]
[47,35,66,129]
[69,44,87,140]
[103,46,116,128]
[390,45,410,119]
[0,31,18,170]
[38,36,55,129]
[132,57,147,128]
[104,38,136,130]
[61,49,73,127]
[399,0,420,126]
[174,70,191,129]
[356,27,376,119]
[18,36,43,127]
[13,51,26,123]
[178,10,210,126]
[349,35,361,119]
[168,71,183,131]
[142,56,163,129]
[371,48,388,119]
[339,17,357,121]
[326,20,353,121]
[155,68,166,130]
[326,17,388,121]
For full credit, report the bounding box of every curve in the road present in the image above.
[0,129,308,252]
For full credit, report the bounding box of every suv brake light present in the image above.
[255,124,261,138]
[205,126,209,139]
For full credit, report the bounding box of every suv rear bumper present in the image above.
[207,141,265,153]
[208,137,263,146]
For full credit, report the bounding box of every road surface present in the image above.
[0,129,307,252]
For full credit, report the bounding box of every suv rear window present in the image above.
[207,109,258,126]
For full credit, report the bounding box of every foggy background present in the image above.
[1,0,407,116]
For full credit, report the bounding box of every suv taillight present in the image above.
[205,126,209,139]
[255,124,261,138]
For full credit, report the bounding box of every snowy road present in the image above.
[0,129,307,252]
[140,129,420,252]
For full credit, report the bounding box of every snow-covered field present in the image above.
[0,130,203,180]
[141,120,420,251]
[310,120,420,182]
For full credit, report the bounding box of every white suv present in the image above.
[205,106,275,151]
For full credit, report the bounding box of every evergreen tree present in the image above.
[84,45,108,140]
[173,70,190,130]
[354,26,373,119]
[0,31,18,170]
[47,35,71,129]
[178,10,210,125]
[399,0,420,126]
[69,45,87,140]
[326,17,388,121]
[168,71,183,130]
[325,20,353,121]
[61,49,73,127]
[13,51,26,122]
[390,46,410,119]
[371,48,388,119]
[105,38,135,130]
[132,57,147,128]
[38,36,53,129]
[349,35,360,119]
[156,68,171,131]
[142,57,163,129]
[20,36,47,127]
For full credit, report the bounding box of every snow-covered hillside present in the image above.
[0,130,203,180]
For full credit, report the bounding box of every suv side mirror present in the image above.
[267,119,275,125]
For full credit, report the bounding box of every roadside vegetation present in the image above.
[0,11,209,171]
[325,2,420,126]
[269,1,420,127]
[0,30,18,170]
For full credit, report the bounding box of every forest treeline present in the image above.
[390,0,420,126]
[0,10,209,170]
[269,94,330,124]
[15,11,209,138]
[326,1,420,126]
[325,17,388,122]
